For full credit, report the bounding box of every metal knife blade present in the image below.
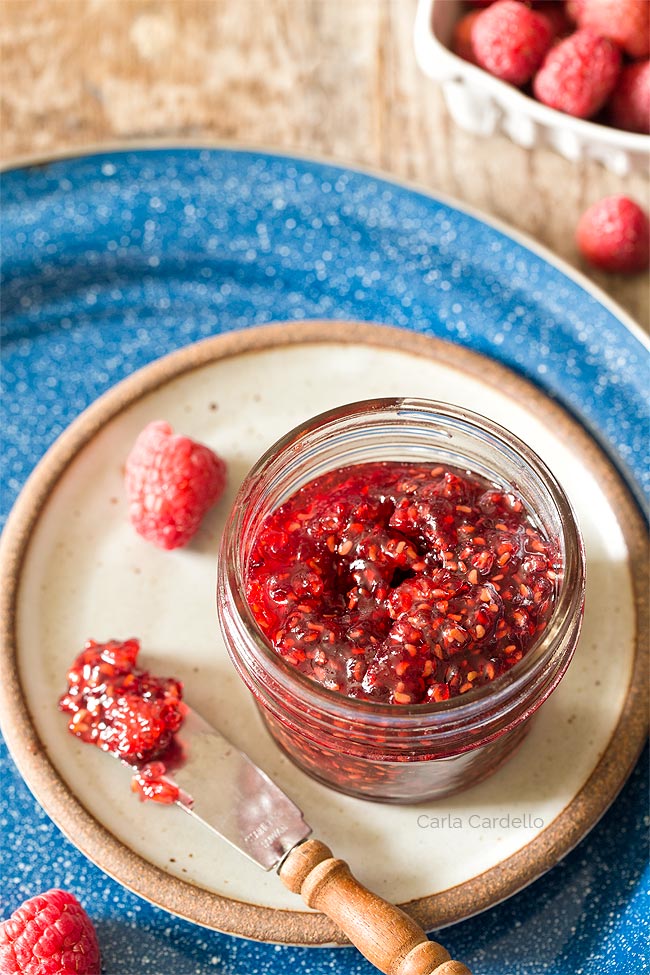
[121,706,472,974]
[136,707,311,871]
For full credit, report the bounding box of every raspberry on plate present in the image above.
[609,61,650,135]
[533,28,621,119]
[125,420,227,549]
[571,0,650,59]
[577,196,650,274]
[471,0,554,86]
[0,889,101,975]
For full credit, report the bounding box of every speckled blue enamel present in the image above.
[1,149,648,975]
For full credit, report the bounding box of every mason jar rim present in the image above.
[217,397,585,733]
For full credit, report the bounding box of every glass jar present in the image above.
[217,399,585,803]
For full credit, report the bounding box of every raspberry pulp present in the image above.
[246,462,561,706]
[59,638,185,763]
[130,761,189,805]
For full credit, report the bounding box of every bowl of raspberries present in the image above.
[414,0,650,174]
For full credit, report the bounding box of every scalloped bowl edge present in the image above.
[414,0,650,176]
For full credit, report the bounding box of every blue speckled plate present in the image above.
[1,148,648,975]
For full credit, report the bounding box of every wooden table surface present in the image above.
[1,0,648,329]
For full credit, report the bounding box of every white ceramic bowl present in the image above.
[414,0,650,175]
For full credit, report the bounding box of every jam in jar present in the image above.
[245,462,560,705]
[218,399,585,802]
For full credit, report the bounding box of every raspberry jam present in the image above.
[59,638,187,803]
[130,761,190,805]
[218,399,585,802]
[246,463,559,705]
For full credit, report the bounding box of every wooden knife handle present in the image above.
[279,839,471,975]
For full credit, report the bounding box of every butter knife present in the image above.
[132,706,471,975]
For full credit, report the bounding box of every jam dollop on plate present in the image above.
[59,638,187,804]
[246,462,561,705]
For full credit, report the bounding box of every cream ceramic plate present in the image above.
[0,322,647,944]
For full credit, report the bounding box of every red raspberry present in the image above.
[572,0,649,58]
[533,29,621,119]
[609,61,650,134]
[0,889,101,975]
[125,420,227,549]
[577,196,650,273]
[452,10,481,64]
[471,0,554,86]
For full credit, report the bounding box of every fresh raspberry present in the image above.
[0,889,101,975]
[471,0,554,86]
[452,10,481,64]
[609,61,650,134]
[565,0,586,19]
[533,29,621,119]
[125,420,227,549]
[571,0,649,58]
[577,196,650,273]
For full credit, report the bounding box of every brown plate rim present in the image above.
[0,320,647,944]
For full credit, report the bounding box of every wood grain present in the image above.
[0,0,648,328]
[280,839,472,974]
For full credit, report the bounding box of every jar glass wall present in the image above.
[217,399,585,803]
